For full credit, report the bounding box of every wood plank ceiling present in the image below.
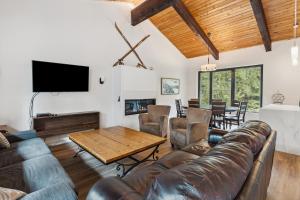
[117,0,299,58]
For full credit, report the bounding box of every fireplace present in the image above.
[125,99,156,116]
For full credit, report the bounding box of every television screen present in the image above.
[32,60,89,92]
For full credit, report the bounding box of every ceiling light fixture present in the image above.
[200,33,217,71]
[291,0,299,66]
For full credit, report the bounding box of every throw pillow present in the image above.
[0,132,10,149]
[0,187,26,200]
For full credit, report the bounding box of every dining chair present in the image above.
[188,99,200,108]
[232,100,240,107]
[225,101,248,129]
[211,99,223,103]
[211,101,226,129]
[175,99,187,118]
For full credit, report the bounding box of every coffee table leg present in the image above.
[73,147,84,158]
[116,145,160,177]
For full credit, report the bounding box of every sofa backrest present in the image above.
[187,107,212,124]
[147,105,171,123]
[146,142,254,200]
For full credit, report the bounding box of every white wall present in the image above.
[0,0,187,130]
[186,39,300,110]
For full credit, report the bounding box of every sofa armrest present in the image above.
[187,122,209,144]
[139,113,150,126]
[21,182,77,200]
[160,115,169,137]
[86,177,142,200]
[170,118,187,130]
[5,130,38,143]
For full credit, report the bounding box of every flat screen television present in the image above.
[32,60,89,92]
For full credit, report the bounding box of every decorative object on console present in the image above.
[113,22,150,69]
[161,78,180,95]
[272,91,285,104]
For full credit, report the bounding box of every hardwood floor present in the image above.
[46,134,300,200]
[267,152,300,200]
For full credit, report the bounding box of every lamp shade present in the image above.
[200,63,217,71]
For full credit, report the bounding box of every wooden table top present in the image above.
[69,126,167,164]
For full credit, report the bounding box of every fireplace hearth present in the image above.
[125,99,156,116]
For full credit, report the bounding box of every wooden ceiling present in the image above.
[116,0,299,58]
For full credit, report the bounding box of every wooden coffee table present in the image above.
[69,126,167,177]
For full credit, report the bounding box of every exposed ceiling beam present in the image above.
[250,0,272,51]
[172,0,219,60]
[131,0,219,60]
[131,0,174,26]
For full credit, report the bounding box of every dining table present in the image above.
[200,105,238,113]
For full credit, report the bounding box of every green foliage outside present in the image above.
[199,66,261,112]
[235,67,261,112]
[212,71,232,106]
[199,72,210,106]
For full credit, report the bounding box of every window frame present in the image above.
[198,64,263,111]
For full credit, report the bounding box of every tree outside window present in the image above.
[198,65,262,112]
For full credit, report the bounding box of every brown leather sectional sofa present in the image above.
[86,120,276,200]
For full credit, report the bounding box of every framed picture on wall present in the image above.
[161,78,180,95]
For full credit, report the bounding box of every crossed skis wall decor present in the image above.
[113,22,150,69]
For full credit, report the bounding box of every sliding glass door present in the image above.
[198,65,263,112]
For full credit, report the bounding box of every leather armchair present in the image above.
[170,108,212,149]
[139,105,171,137]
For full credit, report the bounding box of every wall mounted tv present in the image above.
[32,60,89,92]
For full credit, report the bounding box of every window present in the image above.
[212,70,232,107]
[198,65,263,112]
[199,72,210,106]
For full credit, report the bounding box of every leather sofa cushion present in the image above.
[231,128,266,140]
[182,139,211,156]
[86,177,142,200]
[220,131,265,156]
[123,163,167,196]
[0,138,51,168]
[146,142,253,200]
[240,120,272,137]
[157,151,200,169]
